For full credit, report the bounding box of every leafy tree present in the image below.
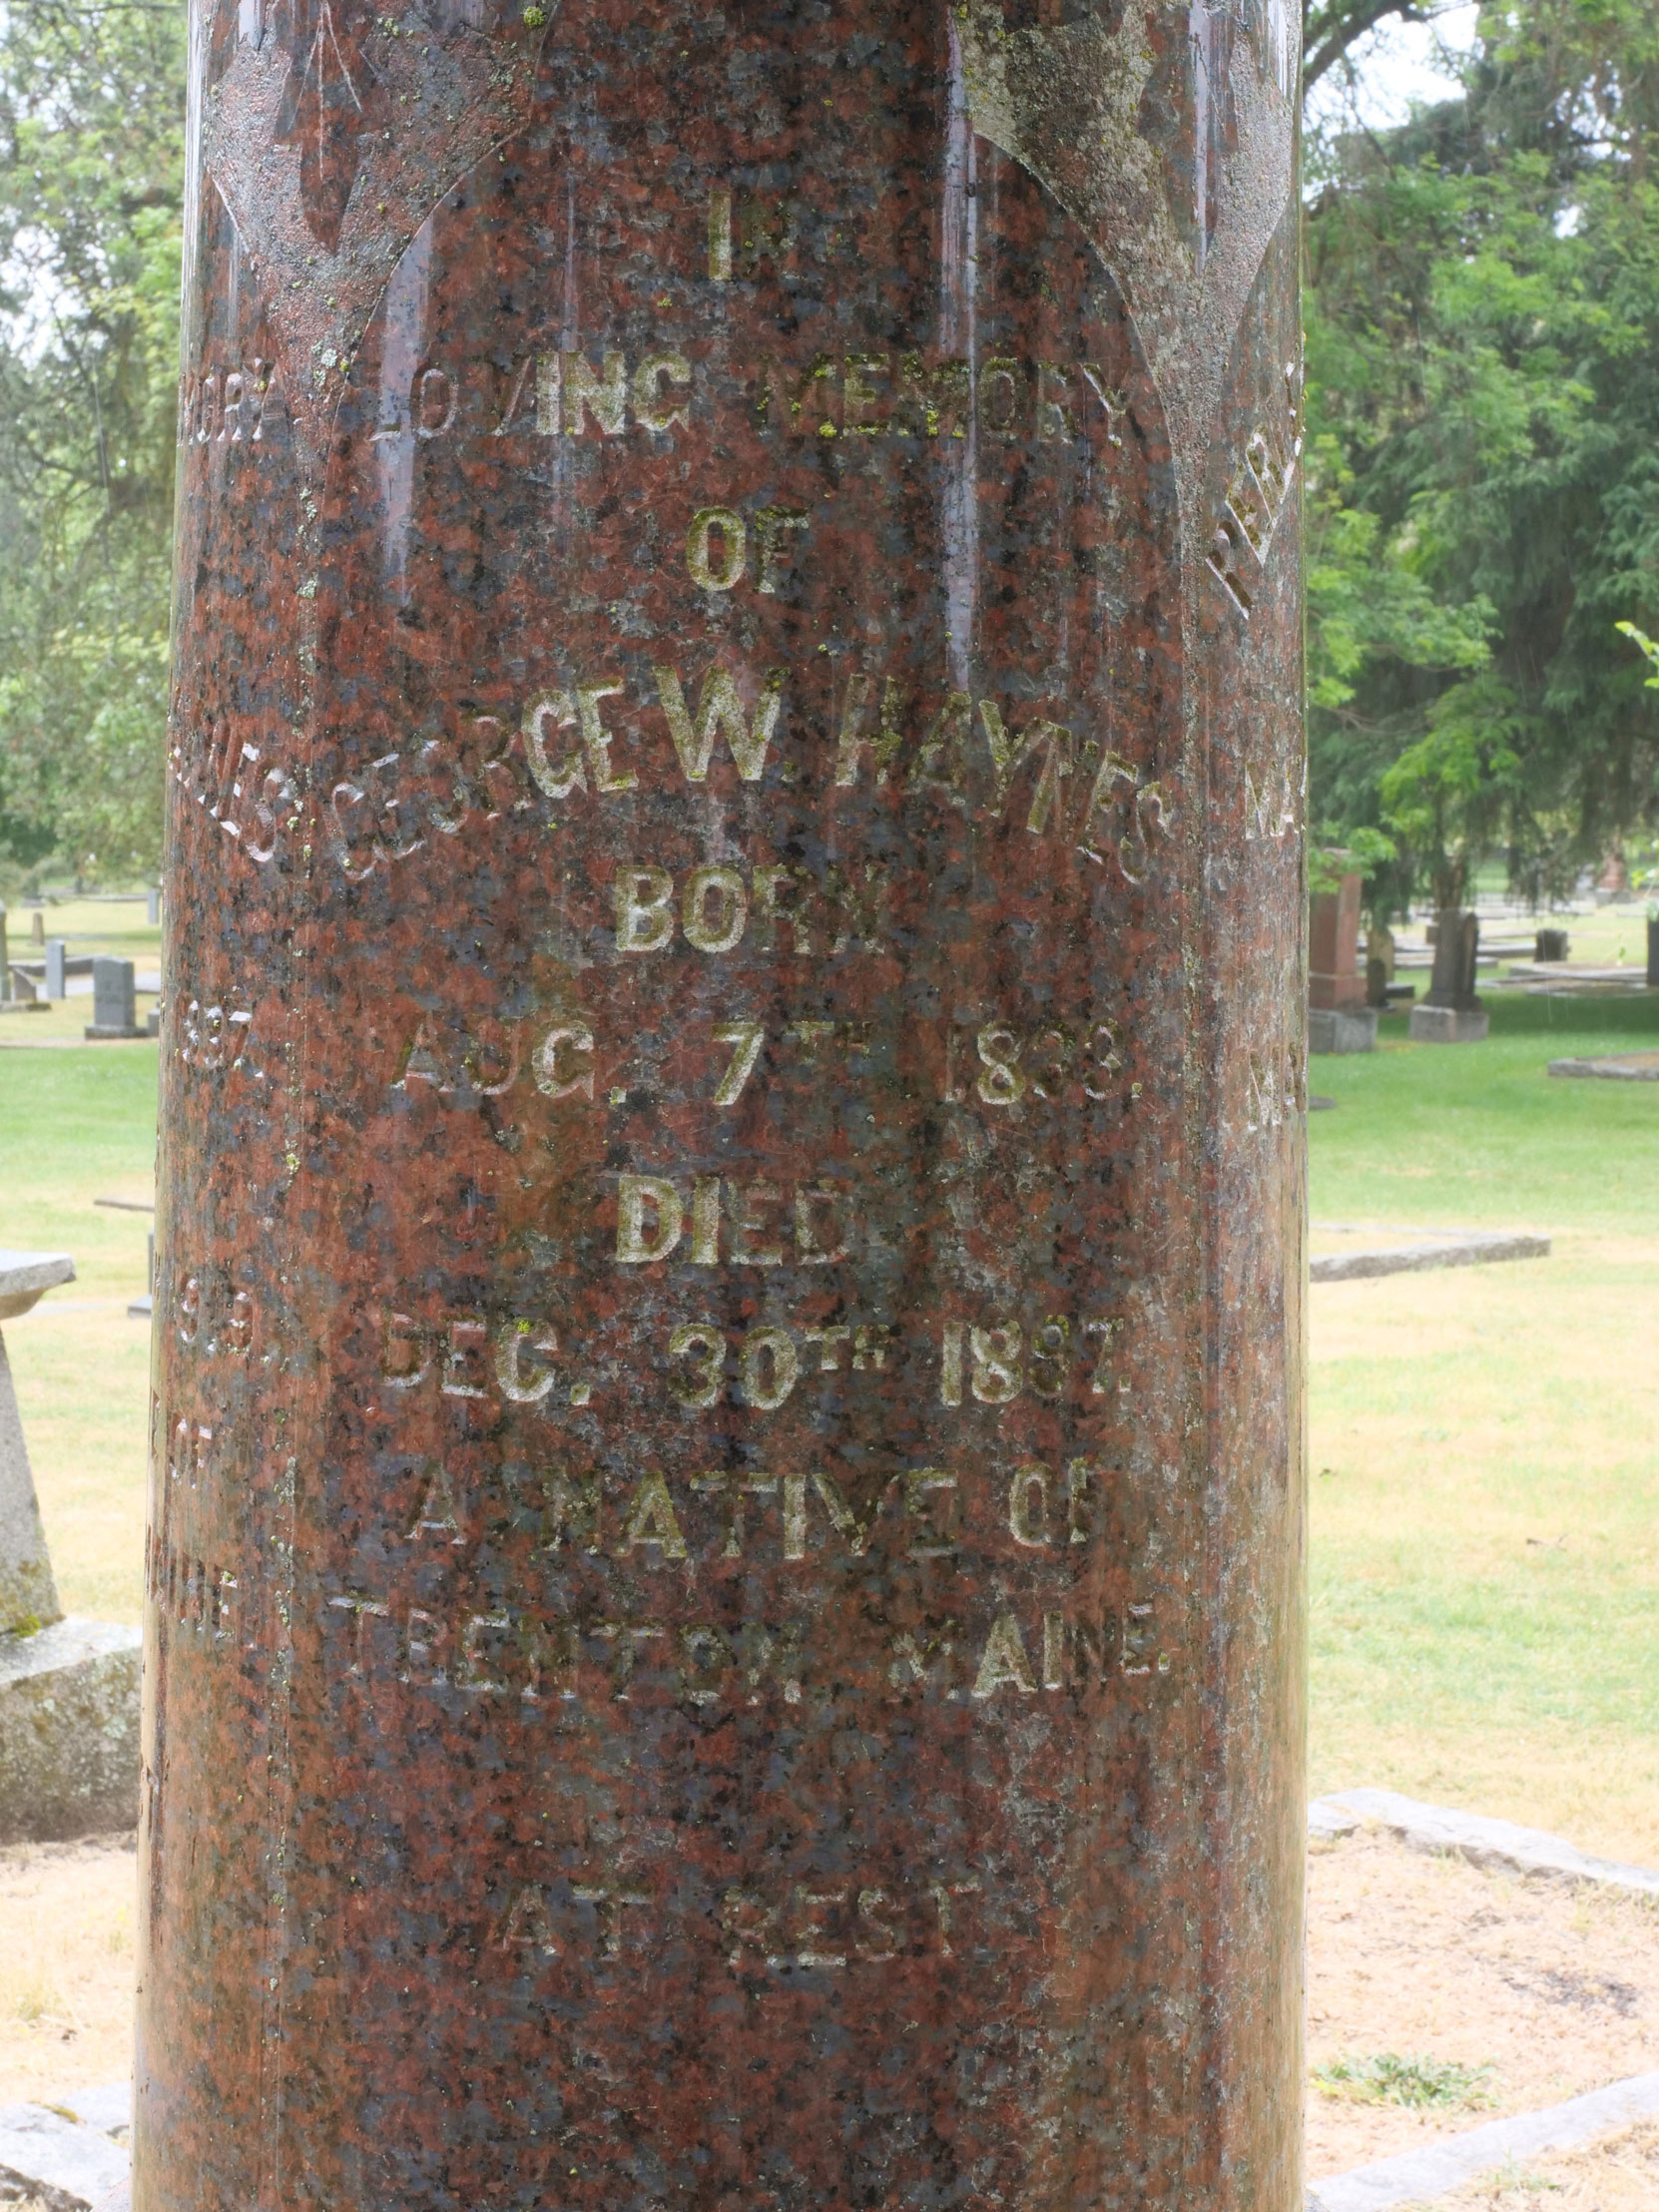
[2,0,1654,902]
[1303,0,1442,96]
[0,0,183,882]
[1304,0,1659,912]
[1617,622,1659,688]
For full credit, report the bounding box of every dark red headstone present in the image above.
[1309,872,1364,1010]
[142,4,1306,2206]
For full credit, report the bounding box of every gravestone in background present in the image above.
[86,957,146,1042]
[1309,871,1364,1011]
[0,1252,142,1844]
[1411,908,1488,1042]
[140,4,1309,2208]
[1310,869,1377,1052]
[1365,921,1395,1009]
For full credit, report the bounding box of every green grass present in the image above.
[1310,988,1659,1859]
[1313,2050,1495,2111]
[0,1043,157,1620]
[1,894,162,1044]
[7,892,161,960]
[1311,991,1659,1232]
[1,1045,159,1280]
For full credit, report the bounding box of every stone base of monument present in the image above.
[0,1617,142,1845]
[1309,1007,1378,1054]
[81,1024,149,1041]
[1408,1002,1489,1043]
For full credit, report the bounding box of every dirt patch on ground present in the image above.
[0,1833,136,2104]
[1309,1830,1659,2183]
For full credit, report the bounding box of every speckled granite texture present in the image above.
[140,2,1307,2205]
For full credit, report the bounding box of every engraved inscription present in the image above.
[1207,361,1305,614]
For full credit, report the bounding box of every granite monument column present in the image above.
[141,2,1307,2204]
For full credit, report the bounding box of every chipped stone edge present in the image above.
[1306,2069,1659,2212]
[1308,1788,1659,1899]
[0,2103,130,2212]
[1309,1233,1549,1284]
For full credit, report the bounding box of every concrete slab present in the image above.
[1408,1004,1489,1043]
[1307,1787,1659,1900]
[0,1618,142,1844]
[1505,962,1649,985]
[1307,2069,1659,2211]
[1307,1800,1362,1842]
[1549,1051,1659,1080]
[0,2101,129,2211]
[1309,1008,1378,1055]
[0,1253,76,1323]
[56,2084,131,2142]
[1309,1230,1549,1284]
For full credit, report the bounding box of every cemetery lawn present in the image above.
[1,1040,156,1622]
[1309,989,1659,1866]
[3,894,164,1044]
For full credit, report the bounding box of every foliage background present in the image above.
[0,0,183,886]
[1305,0,1659,912]
[0,0,1655,891]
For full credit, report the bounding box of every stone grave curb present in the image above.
[1308,1786,1659,1898]
[1309,1232,1549,1285]
[0,2102,128,2212]
[1307,1796,1659,2203]
[1548,1055,1659,1080]
[1306,2068,1659,2211]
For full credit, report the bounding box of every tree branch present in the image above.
[1303,0,1427,93]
